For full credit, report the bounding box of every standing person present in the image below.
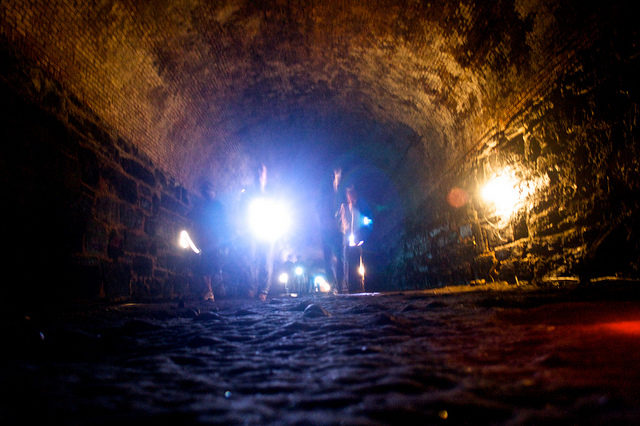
[190,181,225,301]
[246,163,276,302]
[338,185,365,293]
[318,167,345,294]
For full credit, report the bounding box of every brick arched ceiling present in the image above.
[0,0,611,210]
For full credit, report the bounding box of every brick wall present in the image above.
[1,47,206,308]
[391,33,640,289]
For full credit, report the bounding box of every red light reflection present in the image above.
[600,320,640,335]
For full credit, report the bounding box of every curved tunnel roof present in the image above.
[0,0,614,211]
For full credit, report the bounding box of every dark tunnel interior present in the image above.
[1,0,639,305]
[2,1,640,424]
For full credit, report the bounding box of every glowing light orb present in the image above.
[481,172,519,218]
[248,197,291,242]
[480,167,549,223]
[362,216,372,226]
[447,187,469,208]
[481,167,540,220]
[278,272,289,284]
[348,233,356,247]
[294,266,304,276]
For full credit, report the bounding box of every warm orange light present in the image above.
[358,259,365,277]
[481,169,521,218]
[480,166,547,220]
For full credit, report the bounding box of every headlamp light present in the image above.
[248,197,291,242]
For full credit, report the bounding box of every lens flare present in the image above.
[446,187,469,208]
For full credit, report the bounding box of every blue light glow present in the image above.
[248,197,291,242]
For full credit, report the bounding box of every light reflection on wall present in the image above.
[480,166,548,224]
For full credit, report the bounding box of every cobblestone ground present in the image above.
[2,284,640,425]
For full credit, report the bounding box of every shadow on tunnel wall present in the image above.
[1,77,80,307]
[0,46,206,312]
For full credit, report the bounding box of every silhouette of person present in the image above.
[246,164,276,301]
[190,181,226,301]
[318,167,345,293]
[338,185,365,293]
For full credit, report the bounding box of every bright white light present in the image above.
[178,230,201,254]
[481,168,539,219]
[348,233,356,247]
[358,259,365,277]
[314,275,331,293]
[294,266,304,276]
[248,197,291,242]
[482,172,518,217]
[363,216,372,226]
[278,272,289,284]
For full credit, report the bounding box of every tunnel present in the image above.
[1,1,640,424]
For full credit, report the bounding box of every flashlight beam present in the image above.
[179,230,201,254]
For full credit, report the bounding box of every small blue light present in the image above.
[363,216,372,226]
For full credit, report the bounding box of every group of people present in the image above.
[190,163,369,301]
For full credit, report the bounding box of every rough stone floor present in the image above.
[2,283,640,425]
